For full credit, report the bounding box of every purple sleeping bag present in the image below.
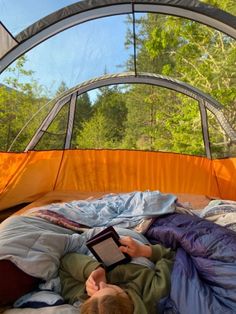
[145,213,236,314]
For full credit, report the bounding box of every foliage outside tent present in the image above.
[0,0,235,157]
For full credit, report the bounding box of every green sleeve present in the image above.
[60,252,101,281]
[59,253,101,304]
[114,245,175,312]
[145,245,175,301]
[149,244,175,263]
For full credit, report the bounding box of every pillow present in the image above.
[0,259,41,306]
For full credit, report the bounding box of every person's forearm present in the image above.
[119,236,153,257]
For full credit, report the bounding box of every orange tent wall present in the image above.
[212,157,236,200]
[0,149,235,211]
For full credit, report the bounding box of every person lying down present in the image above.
[59,228,175,314]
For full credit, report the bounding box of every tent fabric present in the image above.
[212,158,236,200]
[0,1,235,212]
[12,0,236,43]
[1,149,235,211]
[0,23,18,59]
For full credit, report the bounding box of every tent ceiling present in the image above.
[0,0,236,73]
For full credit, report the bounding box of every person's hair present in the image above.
[80,294,134,314]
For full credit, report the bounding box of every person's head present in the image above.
[80,282,134,314]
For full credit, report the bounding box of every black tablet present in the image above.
[86,226,131,269]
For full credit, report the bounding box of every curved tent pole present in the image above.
[65,92,77,149]
[23,95,72,152]
[198,100,211,158]
[1,0,236,73]
[23,72,236,159]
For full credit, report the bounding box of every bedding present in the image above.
[0,190,236,313]
[200,199,236,232]
[13,191,212,215]
[146,213,236,313]
[25,190,176,229]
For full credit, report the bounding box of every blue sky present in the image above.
[0,0,134,99]
[0,0,78,35]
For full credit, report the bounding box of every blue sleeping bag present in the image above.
[145,213,236,314]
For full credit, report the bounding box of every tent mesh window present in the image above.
[33,103,69,151]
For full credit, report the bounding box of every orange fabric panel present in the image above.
[0,149,225,211]
[55,150,219,196]
[0,152,28,194]
[0,151,64,210]
[213,157,236,200]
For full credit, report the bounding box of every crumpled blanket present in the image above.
[26,191,176,229]
[200,199,236,232]
[146,213,236,314]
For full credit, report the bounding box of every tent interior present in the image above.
[0,0,236,313]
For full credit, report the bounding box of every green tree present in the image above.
[121,84,159,150]
[142,11,236,125]
[122,85,204,154]
[55,81,68,97]
[76,86,128,149]
[94,86,128,143]
[71,93,93,148]
[0,56,50,151]
[76,111,110,148]
[123,1,236,156]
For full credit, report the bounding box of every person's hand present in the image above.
[85,267,107,296]
[119,236,152,258]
